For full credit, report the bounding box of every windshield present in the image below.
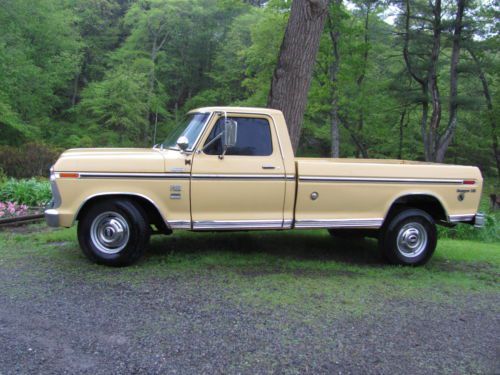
[162,112,210,150]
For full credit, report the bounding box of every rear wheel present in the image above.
[379,208,437,266]
[77,199,150,266]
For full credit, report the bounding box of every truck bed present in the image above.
[293,158,482,228]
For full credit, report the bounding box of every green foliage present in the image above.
[0,178,51,207]
[77,68,150,145]
[0,0,82,144]
[0,143,61,178]
[0,0,497,175]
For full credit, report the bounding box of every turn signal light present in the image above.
[59,172,80,179]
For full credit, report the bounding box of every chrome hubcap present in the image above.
[396,222,427,258]
[90,212,130,254]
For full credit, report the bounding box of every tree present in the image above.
[268,0,329,152]
[327,0,342,157]
[436,0,466,162]
[77,68,149,145]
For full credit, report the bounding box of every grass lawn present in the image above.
[1,225,498,316]
[0,224,499,374]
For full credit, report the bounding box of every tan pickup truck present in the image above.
[45,107,484,266]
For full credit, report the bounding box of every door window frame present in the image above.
[195,113,281,159]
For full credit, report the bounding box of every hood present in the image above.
[53,148,188,173]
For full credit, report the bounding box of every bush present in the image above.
[0,178,51,207]
[0,142,61,178]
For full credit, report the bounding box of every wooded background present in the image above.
[0,0,498,177]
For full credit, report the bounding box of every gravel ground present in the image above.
[0,230,499,374]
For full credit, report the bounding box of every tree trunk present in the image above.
[435,0,465,162]
[268,0,328,153]
[327,3,341,158]
[468,47,500,177]
[398,107,407,159]
[71,73,80,106]
[427,0,442,162]
[354,2,371,158]
[402,0,431,161]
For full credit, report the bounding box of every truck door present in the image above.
[190,114,286,229]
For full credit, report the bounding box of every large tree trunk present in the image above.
[435,0,465,162]
[468,47,500,177]
[268,0,328,152]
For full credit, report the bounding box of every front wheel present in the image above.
[379,208,437,266]
[77,199,150,266]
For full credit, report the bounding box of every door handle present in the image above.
[262,164,276,169]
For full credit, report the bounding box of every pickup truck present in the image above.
[45,107,485,266]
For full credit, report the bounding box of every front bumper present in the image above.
[44,208,60,227]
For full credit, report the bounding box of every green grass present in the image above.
[0,225,498,317]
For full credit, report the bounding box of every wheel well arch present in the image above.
[384,194,448,224]
[75,193,170,233]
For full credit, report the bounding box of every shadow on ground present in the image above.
[146,230,386,266]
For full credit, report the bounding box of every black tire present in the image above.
[77,199,150,266]
[378,208,437,266]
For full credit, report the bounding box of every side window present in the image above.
[204,117,273,156]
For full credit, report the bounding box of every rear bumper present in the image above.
[449,212,485,228]
[473,212,486,228]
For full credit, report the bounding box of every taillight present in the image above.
[463,180,475,185]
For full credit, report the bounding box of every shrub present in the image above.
[0,142,61,178]
[0,178,51,207]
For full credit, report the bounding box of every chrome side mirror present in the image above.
[176,136,189,151]
[223,119,237,149]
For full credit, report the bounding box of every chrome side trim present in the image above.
[299,176,465,184]
[294,218,384,229]
[78,172,190,179]
[283,219,293,229]
[192,174,287,181]
[448,214,475,223]
[169,220,191,229]
[193,220,283,230]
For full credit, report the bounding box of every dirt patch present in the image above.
[0,222,52,235]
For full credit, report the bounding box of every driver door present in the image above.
[190,114,286,230]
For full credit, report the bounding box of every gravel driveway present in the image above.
[0,226,498,374]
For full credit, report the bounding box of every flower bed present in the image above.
[0,201,43,219]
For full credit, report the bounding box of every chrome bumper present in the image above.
[44,208,60,227]
[473,212,486,228]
